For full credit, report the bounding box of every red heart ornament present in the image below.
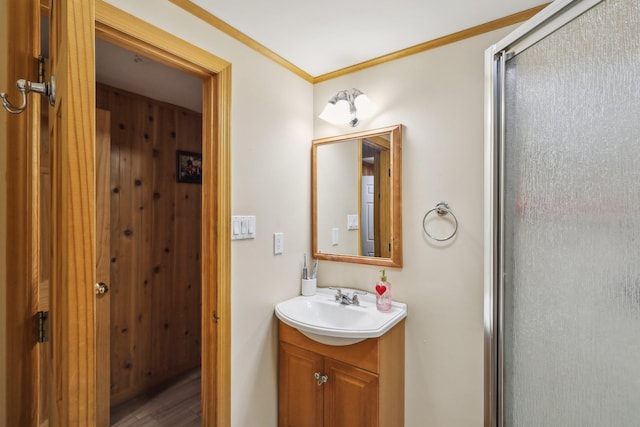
[375,284,387,295]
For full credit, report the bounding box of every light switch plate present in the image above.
[232,215,256,240]
[273,232,284,254]
[332,228,339,246]
[347,214,359,230]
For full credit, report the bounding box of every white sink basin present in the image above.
[275,287,407,346]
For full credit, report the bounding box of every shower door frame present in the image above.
[483,0,604,426]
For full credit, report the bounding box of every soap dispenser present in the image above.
[375,269,392,312]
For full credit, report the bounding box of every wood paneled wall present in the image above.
[96,83,202,405]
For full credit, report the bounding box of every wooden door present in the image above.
[95,108,112,426]
[6,0,96,424]
[47,0,97,425]
[279,342,325,427]
[324,358,379,427]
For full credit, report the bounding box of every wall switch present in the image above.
[347,214,359,230]
[232,215,256,240]
[332,228,339,246]
[273,232,284,255]
[232,218,240,236]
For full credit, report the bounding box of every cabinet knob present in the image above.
[314,372,328,386]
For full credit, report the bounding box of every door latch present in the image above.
[95,282,109,295]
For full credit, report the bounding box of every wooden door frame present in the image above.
[94,3,232,425]
[5,0,42,425]
[5,0,231,425]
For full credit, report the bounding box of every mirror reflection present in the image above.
[312,124,402,267]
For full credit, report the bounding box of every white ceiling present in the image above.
[189,0,548,77]
[95,0,549,112]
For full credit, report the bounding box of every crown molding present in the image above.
[314,4,549,82]
[169,0,314,82]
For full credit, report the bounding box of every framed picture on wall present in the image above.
[176,150,202,184]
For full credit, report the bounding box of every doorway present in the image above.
[93,8,232,422]
[95,42,204,420]
[5,1,231,425]
[359,136,391,258]
[96,6,230,425]
[96,1,231,426]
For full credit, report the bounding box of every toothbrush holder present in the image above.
[301,278,317,296]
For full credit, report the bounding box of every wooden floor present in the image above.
[110,368,201,426]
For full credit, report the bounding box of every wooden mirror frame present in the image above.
[312,124,402,267]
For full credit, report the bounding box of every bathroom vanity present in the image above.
[277,123,406,425]
[278,320,405,427]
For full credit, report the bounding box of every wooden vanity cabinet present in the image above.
[279,343,324,427]
[278,320,405,427]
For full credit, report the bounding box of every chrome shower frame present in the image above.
[483,0,604,425]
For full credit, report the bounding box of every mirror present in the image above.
[312,124,402,267]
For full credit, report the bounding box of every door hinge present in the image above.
[37,311,49,343]
[388,243,392,252]
[37,56,46,84]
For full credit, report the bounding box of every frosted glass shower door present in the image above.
[489,0,640,425]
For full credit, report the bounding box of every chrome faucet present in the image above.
[330,287,367,306]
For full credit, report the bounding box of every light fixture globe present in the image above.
[318,102,340,124]
[353,93,374,118]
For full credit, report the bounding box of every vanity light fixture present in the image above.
[318,88,374,127]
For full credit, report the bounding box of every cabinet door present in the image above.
[324,358,379,427]
[279,342,324,427]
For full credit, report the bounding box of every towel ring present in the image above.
[422,202,458,242]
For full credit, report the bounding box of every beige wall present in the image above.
[316,139,359,255]
[314,26,515,427]
[0,0,8,421]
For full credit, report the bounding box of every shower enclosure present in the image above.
[484,0,640,425]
